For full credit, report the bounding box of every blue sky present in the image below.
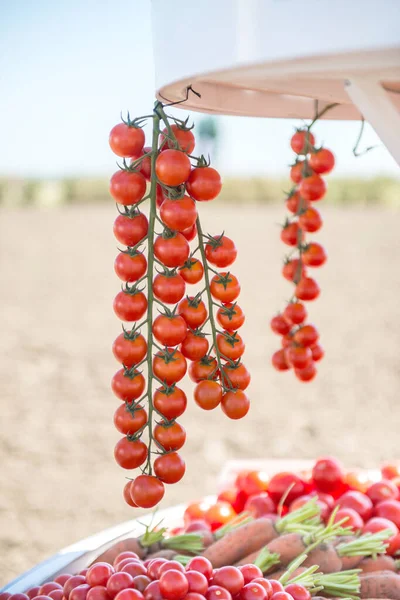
[1,0,399,179]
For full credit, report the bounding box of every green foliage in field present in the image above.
[0,176,399,207]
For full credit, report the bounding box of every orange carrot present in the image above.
[146,549,178,560]
[360,557,398,573]
[262,532,308,570]
[203,518,278,567]
[360,571,400,599]
[303,543,342,573]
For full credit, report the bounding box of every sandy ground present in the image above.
[1,203,400,585]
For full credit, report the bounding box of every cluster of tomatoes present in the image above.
[108,105,249,510]
[15,550,312,600]
[181,458,400,555]
[271,129,335,382]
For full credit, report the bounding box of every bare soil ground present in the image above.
[1,204,400,585]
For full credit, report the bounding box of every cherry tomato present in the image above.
[375,500,400,527]
[160,196,197,232]
[216,303,245,330]
[280,222,303,246]
[268,472,306,504]
[367,480,399,504]
[387,532,400,556]
[302,243,327,267]
[282,259,306,283]
[334,507,363,530]
[206,587,231,600]
[153,272,186,304]
[309,148,335,174]
[112,369,146,401]
[181,330,209,361]
[154,233,190,268]
[186,557,213,580]
[39,586,61,596]
[63,576,87,599]
[312,457,345,493]
[284,584,310,600]
[290,130,315,155]
[290,161,311,184]
[86,588,110,600]
[210,272,240,303]
[153,386,187,420]
[144,581,162,600]
[294,362,316,382]
[178,297,208,328]
[159,570,188,600]
[293,325,319,347]
[236,470,268,495]
[131,146,152,181]
[284,303,307,325]
[286,346,312,369]
[245,492,275,517]
[55,575,73,587]
[181,223,197,241]
[26,589,40,600]
[147,558,167,580]
[238,565,263,585]
[213,567,244,596]
[109,124,145,158]
[285,191,309,214]
[299,175,326,202]
[114,213,149,247]
[189,356,219,382]
[241,583,267,600]
[205,236,237,268]
[362,517,398,539]
[114,252,147,282]
[217,488,247,513]
[335,490,373,521]
[113,291,148,322]
[115,591,144,600]
[113,332,147,367]
[252,579,273,598]
[185,571,208,596]
[310,344,324,362]
[216,332,245,360]
[298,207,322,233]
[156,150,191,187]
[114,404,147,435]
[132,576,151,592]
[153,348,187,384]
[205,501,236,530]
[179,259,204,284]
[271,349,290,371]
[289,494,329,520]
[114,438,147,469]
[186,167,222,201]
[161,125,195,154]
[221,390,250,419]
[221,362,251,390]
[120,563,147,578]
[185,519,211,532]
[194,380,223,410]
[268,581,284,595]
[107,573,134,599]
[154,421,186,451]
[152,314,188,346]
[70,585,91,600]
[270,315,291,335]
[295,277,320,301]
[130,475,165,508]
[154,452,185,484]
[381,464,400,480]
[87,564,115,587]
[110,171,147,206]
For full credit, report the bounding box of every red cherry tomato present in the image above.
[205,501,236,531]
[186,167,222,201]
[309,148,335,175]
[312,457,345,494]
[335,490,373,521]
[185,572,208,596]
[366,480,399,504]
[245,492,276,518]
[290,130,315,155]
[284,584,310,600]
[268,472,306,505]
[159,570,189,600]
[186,557,213,581]
[333,507,364,531]
[375,499,400,528]
[238,565,263,585]
[362,516,398,540]
[241,583,267,600]
[213,567,244,596]
[109,123,145,158]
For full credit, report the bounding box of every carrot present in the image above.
[360,571,400,599]
[303,543,342,573]
[260,532,309,570]
[146,549,178,560]
[203,497,321,567]
[203,517,279,567]
[360,556,398,573]
[91,537,147,564]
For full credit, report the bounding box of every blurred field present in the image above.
[1,202,400,585]
[1,176,400,207]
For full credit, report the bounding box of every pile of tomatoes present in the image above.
[181,458,400,555]
[108,104,250,509]
[11,551,313,600]
[271,129,335,382]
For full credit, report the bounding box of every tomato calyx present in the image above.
[183,292,204,309]
[160,227,181,241]
[122,366,143,381]
[120,111,148,129]
[161,183,187,200]
[211,271,234,290]
[203,231,225,250]
[122,281,146,296]
[290,158,314,179]
[121,323,142,342]
[218,330,241,349]
[194,154,211,168]
[156,347,181,366]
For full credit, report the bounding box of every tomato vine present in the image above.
[110,99,250,509]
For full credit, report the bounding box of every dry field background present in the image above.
[1,202,400,584]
